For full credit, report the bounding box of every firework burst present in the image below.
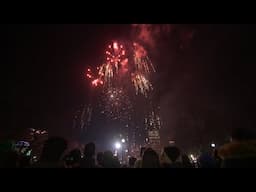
[100,87,132,121]
[131,72,153,97]
[100,42,128,85]
[86,67,103,87]
[86,40,155,96]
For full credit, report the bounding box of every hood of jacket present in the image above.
[218,140,256,159]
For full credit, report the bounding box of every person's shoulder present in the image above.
[29,162,64,168]
[134,159,142,168]
[219,140,256,159]
[161,163,171,168]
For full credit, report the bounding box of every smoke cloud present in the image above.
[132,24,173,48]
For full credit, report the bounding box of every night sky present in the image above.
[7,24,256,149]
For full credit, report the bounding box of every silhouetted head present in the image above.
[103,150,117,168]
[96,152,104,166]
[140,147,146,157]
[198,152,216,168]
[64,148,81,167]
[142,148,160,168]
[69,149,81,162]
[181,154,193,168]
[231,128,256,141]
[103,150,113,159]
[128,157,137,167]
[40,137,67,162]
[84,142,95,158]
[163,146,181,162]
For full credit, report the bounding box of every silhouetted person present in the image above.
[32,137,67,168]
[213,149,222,168]
[218,128,256,168]
[181,154,194,168]
[121,164,128,168]
[113,155,121,168]
[19,155,31,168]
[141,148,160,168]
[128,157,137,168]
[160,146,183,168]
[96,152,104,168]
[102,151,120,168]
[17,147,33,168]
[64,149,81,168]
[0,140,18,168]
[81,142,96,168]
[198,148,217,168]
[0,150,18,168]
[134,147,146,168]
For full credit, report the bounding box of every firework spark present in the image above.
[131,72,153,97]
[133,42,155,75]
[86,67,94,79]
[104,41,127,81]
[86,67,104,87]
[100,87,132,121]
[92,79,103,87]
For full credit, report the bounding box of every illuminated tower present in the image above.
[144,105,161,153]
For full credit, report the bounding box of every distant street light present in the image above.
[115,142,121,149]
